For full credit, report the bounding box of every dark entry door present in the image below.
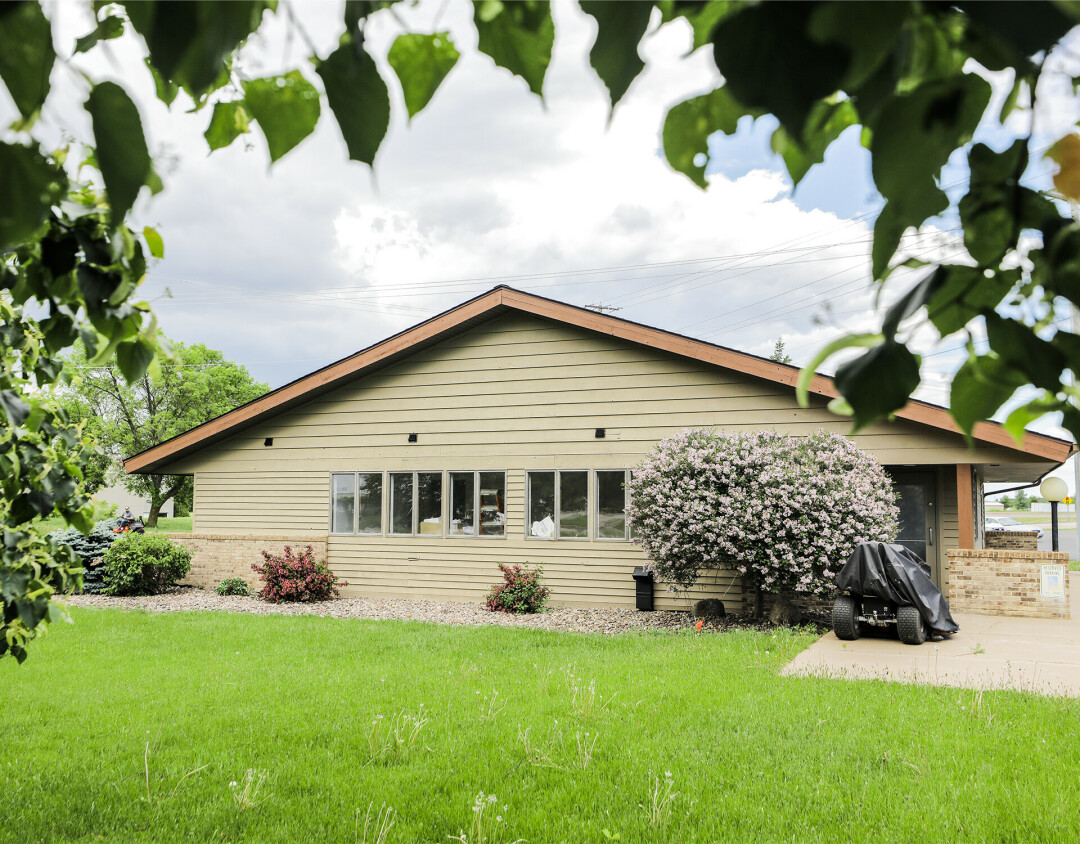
[888,470,938,584]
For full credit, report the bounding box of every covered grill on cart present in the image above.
[832,542,959,645]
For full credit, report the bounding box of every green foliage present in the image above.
[74,11,125,55]
[769,338,792,365]
[580,1,653,109]
[387,33,460,120]
[203,101,251,151]
[49,519,117,569]
[123,1,270,98]
[662,86,756,188]
[999,495,1014,510]
[87,82,152,226]
[242,71,322,164]
[215,577,251,597]
[0,1,55,121]
[315,42,390,166]
[252,545,343,603]
[484,563,550,614]
[58,340,268,528]
[102,533,192,596]
[49,518,118,594]
[1013,490,1033,511]
[0,143,66,248]
[473,0,554,97]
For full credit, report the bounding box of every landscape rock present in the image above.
[768,595,804,626]
[693,598,726,619]
[58,589,813,635]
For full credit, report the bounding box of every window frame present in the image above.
[356,471,385,536]
[593,469,631,542]
[328,471,386,536]
[329,472,358,535]
[388,470,445,537]
[448,470,507,539]
[525,469,591,541]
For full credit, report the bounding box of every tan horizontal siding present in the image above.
[172,312,1051,608]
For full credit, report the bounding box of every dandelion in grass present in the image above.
[447,791,522,844]
[230,768,269,811]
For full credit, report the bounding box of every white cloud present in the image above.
[5,0,1072,435]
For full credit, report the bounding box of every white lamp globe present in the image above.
[1041,476,1068,502]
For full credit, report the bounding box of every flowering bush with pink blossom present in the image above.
[484,563,550,614]
[626,429,898,597]
[252,545,344,603]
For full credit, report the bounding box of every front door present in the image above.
[888,470,939,585]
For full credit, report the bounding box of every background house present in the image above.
[92,482,175,521]
[125,287,1073,611]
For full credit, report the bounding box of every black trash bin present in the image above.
[632,567,654,611]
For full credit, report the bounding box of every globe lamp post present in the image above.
[1041,477,1068,552]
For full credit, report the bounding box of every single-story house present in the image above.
[124,286,1074,611]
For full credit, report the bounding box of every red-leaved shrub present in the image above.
[484,563,550,614]
[251,545,344,603]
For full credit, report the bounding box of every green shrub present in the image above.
[251,545,343,603]
[48,519,119,594]
[215,577,251,597]
[102,533,192,596]
[484,563,550,614]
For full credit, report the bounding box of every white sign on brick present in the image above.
[1041,564,1067,598]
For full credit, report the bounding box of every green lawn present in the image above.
[33,515,193,534]
[3,610,1078,842]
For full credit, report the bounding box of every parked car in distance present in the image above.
[985,516,1044,539]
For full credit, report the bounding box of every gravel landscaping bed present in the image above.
[58,587,809,635]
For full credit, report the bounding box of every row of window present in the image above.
[330,470,632,541]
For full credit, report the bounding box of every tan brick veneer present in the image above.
[985,530,1038,551]
[947,547,1070,619]
[167,534,328,590]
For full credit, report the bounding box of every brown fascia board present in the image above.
[124,285,1075,474]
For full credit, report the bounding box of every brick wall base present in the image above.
[985,530,1038,551]
[168,534,328,590]
[947,548,1070,619]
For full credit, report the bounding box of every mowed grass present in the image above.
[3,610,1079,843]
[33,515,193,534]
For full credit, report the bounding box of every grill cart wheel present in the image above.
[832,595,860,641]
[897,605,928,645]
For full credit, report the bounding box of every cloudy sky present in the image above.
[9,1,1080,489]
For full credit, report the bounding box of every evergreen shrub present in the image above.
[48,519,119,593]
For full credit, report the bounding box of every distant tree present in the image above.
[999,494,1014,510]
[60,340,268,526]
[769,338,792,365]
[1013,490,1033,511]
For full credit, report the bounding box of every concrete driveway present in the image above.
[782,609,1080,697]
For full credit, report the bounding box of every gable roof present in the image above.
[125,285,1074,473]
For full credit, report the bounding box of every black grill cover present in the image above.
[836,542,959,633]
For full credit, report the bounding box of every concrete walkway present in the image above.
[782,610,1080,697]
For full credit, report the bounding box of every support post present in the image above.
[1052,500,1060,552]
[956,464,975,549]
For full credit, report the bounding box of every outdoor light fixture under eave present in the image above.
[1041,476,1068,552]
